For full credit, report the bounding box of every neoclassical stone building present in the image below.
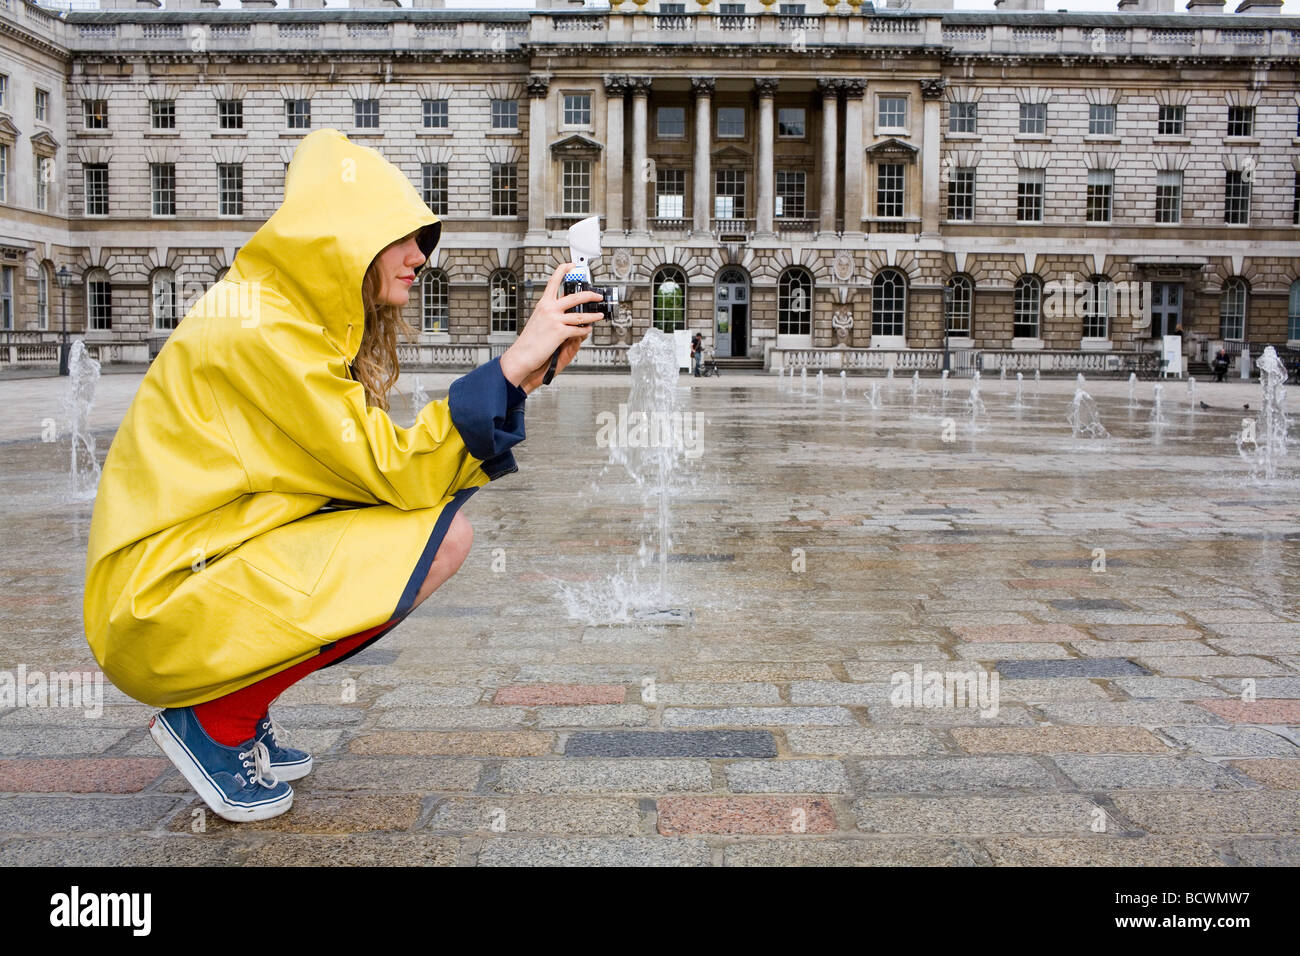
[1,0,1298,374]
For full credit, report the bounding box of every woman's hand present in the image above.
[500,261,606,394]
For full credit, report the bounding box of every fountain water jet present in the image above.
[1011,372,1025,409]
[63,340,103,501]
[1067,385,1109,441]
[1235,345,1291,482]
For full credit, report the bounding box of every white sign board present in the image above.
[1161,335,1183,377]
[673,329,692,371]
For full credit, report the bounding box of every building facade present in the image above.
[1,0,1298,374]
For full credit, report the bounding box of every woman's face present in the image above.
[374,231,427,307]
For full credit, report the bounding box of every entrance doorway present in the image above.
[714,267,749,358]
[1150,283,1182,338]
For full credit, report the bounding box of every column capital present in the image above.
[629,76,653,95]
[754,77,779,98]
[603,74,631,96]
[690,75,716,97]
[840,78,867,98]
[816,77,841,97]
[920,77,947,100]
[526,75,550,99]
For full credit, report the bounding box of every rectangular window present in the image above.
[422,99,448,129]
[1018,102,1046,135]
[36,156,50,211]
[150,99,175,130]
[563,93,591,127]
[777,107,805,138]
[775,170,806,218]
[89,279,111,331]
[285,99,311,129]
[1086,169,1113,223]
[1294,172,1299,226]
[37,264,48,329]
[83,98,108,129]
[656,168,685,218]
[84,163,109,216]
[878,96,907,130]
[562,159,590,215]
[946,167,975,221]
[1155,170,1182,224]
[717,106,745,138]
[218,163,243,216]
[491,99,518,130]
[0,74,7,112]
[35,88,49,123]
[949,101,977,134]
[714,169,745,218]
[151,163,176,217]
[490,162,517,216]
[657,106,685,138]
[217,99,243,130]
[0,266,11,331]
[0,145,7,204]
[1226,105,1254,138]
[1157,105,1184,136]
[421,163,447,216]
[1088,103,1116,136]
[1224,170,1251,224]
[353,99,379,129]
[1017,168,1044,222]
[876,163,904,218]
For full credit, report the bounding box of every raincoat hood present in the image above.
[229,127,442,363]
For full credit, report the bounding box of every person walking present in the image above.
[82,128,604,822]
[691,333,703,377]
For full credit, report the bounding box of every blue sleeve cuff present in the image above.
[448,356,526,476]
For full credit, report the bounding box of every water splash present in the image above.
[62,340,102,501]
[800,366,807,395]
[839,369,847,401]
[1011,372,1025,409]
[1187,375,1196,412]
[1067,386,1109,441]
[562,328,689,623]
[999,365,1007,393]
[1127,372,1137,409]
[816,369,824,395]
[866,382,882,410]
[910,370,920,404]
[940,368,950,401]
[885,368,895,395]
[1150,383,1169,428]
[965,370,986,433]
[1235,345,1291,482]
[1033,368,1041,395]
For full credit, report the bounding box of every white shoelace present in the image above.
[238,740,281,789]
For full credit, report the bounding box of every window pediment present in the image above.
[549,133,602,156]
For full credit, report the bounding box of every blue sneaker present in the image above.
[149,707,293,823]
[255,711,313,781]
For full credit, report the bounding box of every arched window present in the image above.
[1289,279,1300,342]
[871,269,906,337]
[944,274,973,336]
[422,268,449,333]
[778,267,812,335]
[151,268,178,331]
[652,266,686,332]
[85,268,112,331]
[1219,277,1247,341]
[1013,275,1041,339]
[1081,274,1110,340]
[489,269,517,333]
[36,261,51,331]
[215,267,229,283]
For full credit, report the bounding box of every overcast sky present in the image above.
[198,1,1300,13]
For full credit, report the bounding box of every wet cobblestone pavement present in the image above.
[1,369,1296,866]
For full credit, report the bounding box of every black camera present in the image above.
[562,277,619,325]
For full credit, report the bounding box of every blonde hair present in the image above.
[353,255,419,412]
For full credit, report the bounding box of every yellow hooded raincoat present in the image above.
[83,128,527,708]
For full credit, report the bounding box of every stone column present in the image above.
[629,75,652,238]
[817,77,840,240]
[691,76,714,238]
[841,79,866,240]
[525,74,549,239]
[920,77,946,237]
[604,74,628,234]
[755,77,778,239]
